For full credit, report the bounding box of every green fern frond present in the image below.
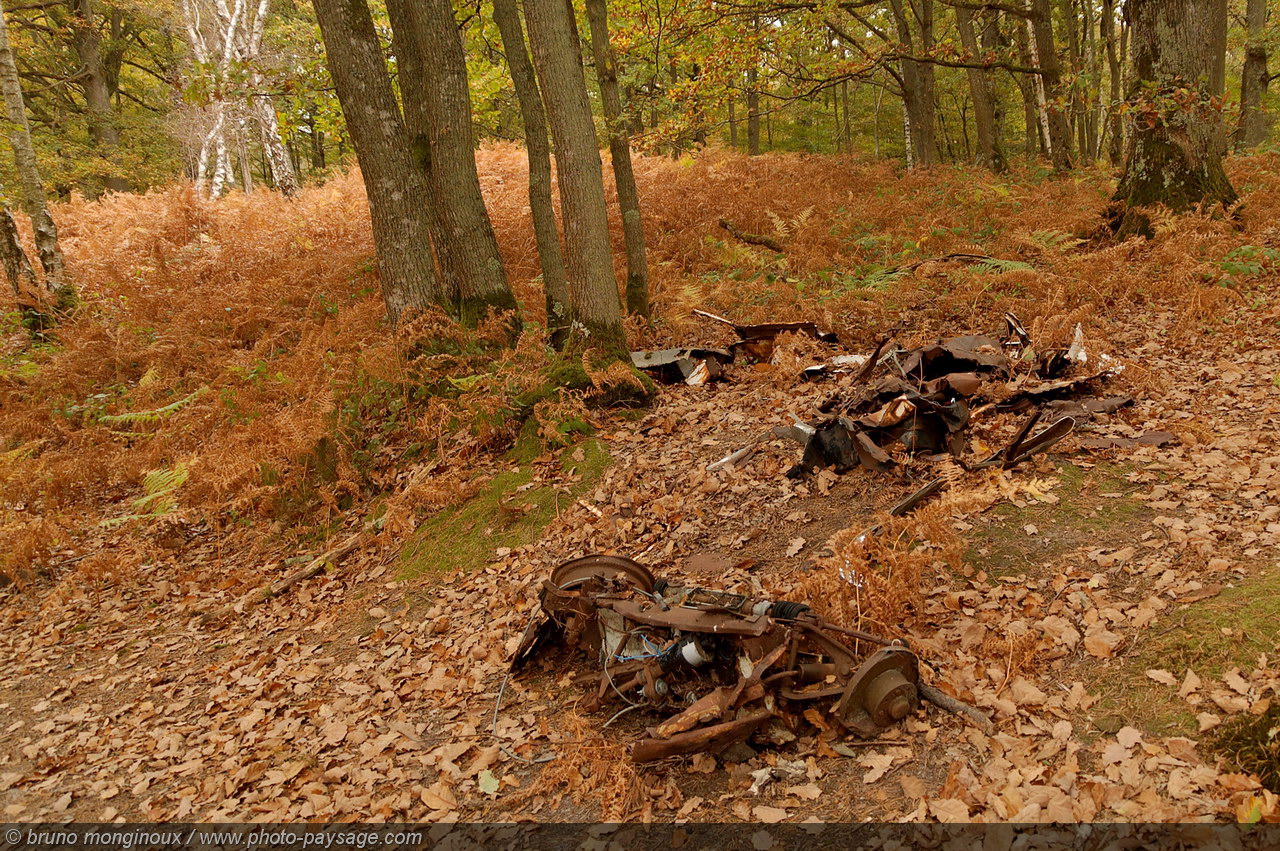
[974,258,1035,274]
[99,386,206,426]
[100,462,190,527]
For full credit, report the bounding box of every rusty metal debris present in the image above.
[631,347,731,386]
[693,308,839,362]
[511,555,933,763]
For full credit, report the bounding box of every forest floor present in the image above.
[2,149,1279,826]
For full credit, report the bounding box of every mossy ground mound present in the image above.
[399,438,611,577]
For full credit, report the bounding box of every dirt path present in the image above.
[2,306,1279,824]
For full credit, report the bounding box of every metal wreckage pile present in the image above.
[512,311,1161,763]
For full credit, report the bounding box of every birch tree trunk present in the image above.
[746,67,761,155]
[1112,0,1236,237]
[0,1,72,311]
[585,0,649,318]
[0,201,43,330]
[492,0,569,344]
[311,0,444,321]
[524,0,628,362]
[1237,0,1271,150]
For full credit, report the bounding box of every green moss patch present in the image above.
[966,461,1151,578]
[1085,564,1280,738]
[399,438,611,577]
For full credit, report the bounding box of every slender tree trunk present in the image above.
[728,96,738,148]
[1112,0,1236,237]
[746,67,761,155]
[1026,0,1074,169]
[1237,0,1271,149]
[585,0,649,318]
[311,0,443,321]
[492,0,569,344]
[956,4,1006,171]
[236,120,253,192]
[523,0,628,361]
[1011,15,1042,156]
[0,1,72,311]
[383,0,460,308]
[70,0,130,192]
[1102,0,1124,164]
[252,92,299,195]
[891,0,937,168]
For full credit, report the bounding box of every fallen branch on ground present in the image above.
[718,219,785,252]
[919,682,995,733]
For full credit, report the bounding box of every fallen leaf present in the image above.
[1145,669,1177,686]
[1196,712,1222,732]
[1116,726,1143,749]
[928,798,970,823]
[753,805,789,823]
[785,537,806,558]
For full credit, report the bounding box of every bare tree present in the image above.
[492,0,570,343]
[585,0,650,318]
[0,0,72,313]
[1112,0,1236,237]
[523,0,629,361]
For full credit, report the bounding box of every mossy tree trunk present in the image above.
[1112,0,1236,238]
[1236,0,1271,150]
[397,0,518,328]
[492,0,570,346]
[585,0,650,319]
[523,0,629,364]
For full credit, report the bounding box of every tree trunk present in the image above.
[1026,0,1074,169]
[523,0,628,361]
[252,92,299,195]
[956,4,1006,171]
[1112,0,1237,237]
[383,0,460,309]
[402,0,516,326]
[0,0,72,311]
[311,0,443,321]
[1102,0,1124,164]
[746,67,761,155]
[585,0,649,318]
[70,0,130,192]
[890,0,937,168]
[1011,14,1042,156]
[492,0,569,344]
[1237,0,1271,149]
[728,96,738,148]
[0,201,48,331]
